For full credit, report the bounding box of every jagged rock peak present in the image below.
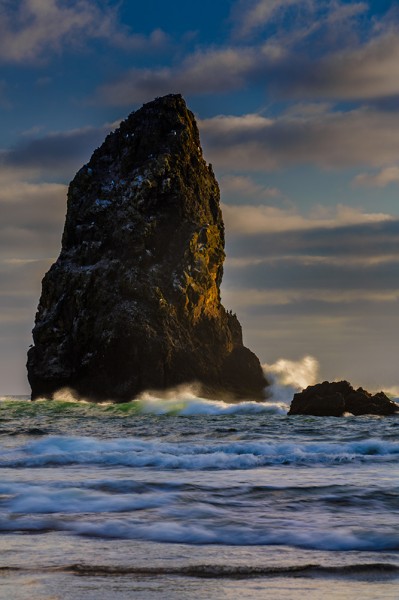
[27,94,267,402]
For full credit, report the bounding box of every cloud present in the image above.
[226,217,399,260]
[200,106,399,170]
[224,251,399,293]
[0,178,66,260]
[220,232,399,389]
[231,1,399,102]
[0,258,52,298]
[273,31,399,101]
[220,175,281,201]
[230,0,369,41]
[0,172,66,394]
[96,1,399,106]
[221,202,393,235]
[219,214,399,374]
[219,212,399,387]
[353,166,399,188]
[0,120,99,395]
[230,0,309,39]
[92,45,277,105]
[221,279,399,389]
[97,47,256,105]
[0,0,167,64]
[222,286,399,309]
[219,215,399,354]
[1,122,117,179]
[0,257,55,394]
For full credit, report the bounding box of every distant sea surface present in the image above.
[1,385,398,600]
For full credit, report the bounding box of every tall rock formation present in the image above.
[27,94,267,402]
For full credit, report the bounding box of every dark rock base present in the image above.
[288,380,399,417]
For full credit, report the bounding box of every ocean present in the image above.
[1,378,398,599]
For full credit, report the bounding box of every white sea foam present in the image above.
[135,386,288,416]
[1,471,398,551]
[0,512,397,550]
[2,435,398,470]
[8,487,175,514]
[14,355,321,413]
[263,355,319,403]
[59,518,399,551]
[134,356,319,413]
[34,387,92,403]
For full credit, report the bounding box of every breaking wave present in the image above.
[0,512,398,551]
[8,355,321,416]
[133,355,320,415]
[1,435,398,470]
[135,387,288,416]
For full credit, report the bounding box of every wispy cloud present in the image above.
[222,202,393,235]
[230,0,368,40]
[0,255,55,393]
[200,106,399,170]
[354,165,399,188]
[0,177,66,260]
[273,32,399,101]
[97,47,256,105]
[0,120,124,260]
[0,0,168,64]
[219,209,399,378]
[225,252,399,292]
[230,0,309,39]
[220,175,281,201]
[220,215,399,368]
[96,28,399,105]
[1,122,117,179]
[222,286,399,309]
[227,217,399,259]
[0,258,52,298]
[96,0,399,105]
[220,214,399,342]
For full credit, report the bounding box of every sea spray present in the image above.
[135,386,288,416]
[262,355,319,403]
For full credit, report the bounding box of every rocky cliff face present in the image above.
[27,94,267,401]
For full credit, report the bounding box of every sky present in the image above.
[1,0,399,395]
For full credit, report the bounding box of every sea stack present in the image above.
[27,94,267,402]
[288,380,399,417]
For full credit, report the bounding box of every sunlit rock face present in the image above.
[27,94,267,402]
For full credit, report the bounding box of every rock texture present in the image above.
[27,94,267,402]
[288,380,399,417]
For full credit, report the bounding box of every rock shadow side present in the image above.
[288,380,399,417]
[27,94,267,402]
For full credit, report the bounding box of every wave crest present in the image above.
[2,436,398,470]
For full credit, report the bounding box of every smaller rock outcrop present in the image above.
[288,380,399,417]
